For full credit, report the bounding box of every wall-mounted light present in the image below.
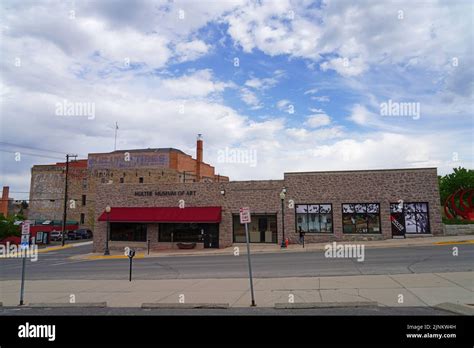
[220,189,226,196]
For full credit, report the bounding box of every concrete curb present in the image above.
[73,237,473,260]
[434,302,474,315]
[274,301,378,309]
[141,303,229,309]
[25,302,107,308]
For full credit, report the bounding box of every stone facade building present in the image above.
[28,136,228,230]
[92,168,442,253]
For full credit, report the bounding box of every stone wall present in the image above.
[28,164,88,227]
[284,168,443,243]
[443,224,474,235]
[92,167,443,252]
[92,180,283,252]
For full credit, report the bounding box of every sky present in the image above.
[0,0,473,200]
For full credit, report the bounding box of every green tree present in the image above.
[0,214,21,240]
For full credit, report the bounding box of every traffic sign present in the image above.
[239,207,251,224]
[21,222,31,235]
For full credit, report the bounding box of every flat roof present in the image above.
[285,167,437,175]
[88,148,186,156]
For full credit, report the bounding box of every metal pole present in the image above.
[129,257,132,282]
[147,239,150,255]
[61,154,69,247]
[245,223,256,306]
[280,198,286,248]
[19,256,26,305]
[104,212,110,255]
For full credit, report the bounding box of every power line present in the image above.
[0,142,87,158]
[0,149,65,161]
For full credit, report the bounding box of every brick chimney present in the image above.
[1,186,9,217]
[196,134,203,181]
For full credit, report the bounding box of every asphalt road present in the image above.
[1,243,473,280]
[0,306,453,316]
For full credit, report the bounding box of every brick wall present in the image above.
[92,168,442,252]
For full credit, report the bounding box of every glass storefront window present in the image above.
[233,215,277,243]
[295,204,333,233]
[110,223,147,241]
[342,203,381,234]
[390,202,430,234]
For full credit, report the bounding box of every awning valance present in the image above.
[98,207,221,223]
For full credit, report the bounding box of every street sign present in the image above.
[21,222,31,235]
[239,206,256,306]
[239,207,251,224]
[20,232,30,251]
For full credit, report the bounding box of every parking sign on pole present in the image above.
[19,221,31,305]
[240,207,256,306]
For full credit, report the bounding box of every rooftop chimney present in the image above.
[1,186,9,217]
[196,134,203,181]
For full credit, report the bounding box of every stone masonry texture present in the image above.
[92,168,442,252]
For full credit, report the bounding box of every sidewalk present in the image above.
[38,241,93,254]
[72,235,474,260]
[1,271,472,309]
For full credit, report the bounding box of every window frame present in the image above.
[390,201,430,234]
[342,203,381,234]
[294,203,334,234]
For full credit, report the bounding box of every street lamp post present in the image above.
[280,188,286,248]
[104,205,111,255]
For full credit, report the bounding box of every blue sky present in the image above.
[0,0,473,199]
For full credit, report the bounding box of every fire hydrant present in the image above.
[285,238,289,248]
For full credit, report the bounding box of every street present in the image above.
[1,243,473,280]
[0,306,453,316]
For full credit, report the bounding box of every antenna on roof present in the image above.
[114,122,119,151]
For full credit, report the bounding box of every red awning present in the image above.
[98,207,221,223]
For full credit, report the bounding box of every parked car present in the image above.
[67,230,80,240]
[74,229,93,239]
[50,231,63,241]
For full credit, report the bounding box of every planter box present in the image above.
[177,242,196,249]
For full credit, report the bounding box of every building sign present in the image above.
[134,190,196,197]
[88,153,169,169]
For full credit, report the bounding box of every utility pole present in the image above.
[61,154,77,246]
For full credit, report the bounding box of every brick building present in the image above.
[92,168,442,252]
[28,136,228,230]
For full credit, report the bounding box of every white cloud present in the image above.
[305,113,331,128]
[174,40,210,63]
[304,88,318,95]
[320,56,368,77]
[244,77,278,90]
[348,104,374,126]
[311,96,330,102]
[160,69,228,98]
[240,88,262,109]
